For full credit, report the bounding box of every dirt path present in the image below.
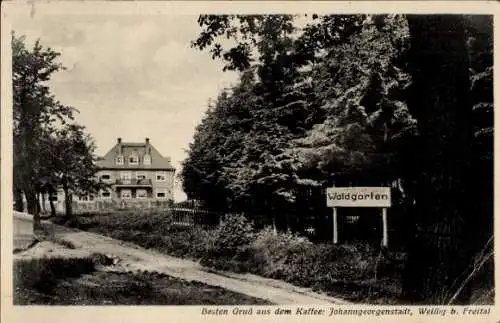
[47,224,349,305]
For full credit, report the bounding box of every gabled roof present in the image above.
[96,139,175,171]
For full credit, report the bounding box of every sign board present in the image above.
[326,187,391,208]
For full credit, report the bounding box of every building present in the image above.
[95,138,175,202]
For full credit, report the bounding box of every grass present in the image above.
[33,221,77,248]
[14,256,98,301]
[49,212,494,305]
[49,212,406,303]
[14,256,272,305]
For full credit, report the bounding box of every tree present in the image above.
[187,15,493,302]
[465,16,493,255]
[188,14,414,232]
[189,15,309,226]
[49,124,102,218]
[402,15,476,304]
[12,33,74,228]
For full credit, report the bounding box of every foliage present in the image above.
[201,214,255,270]
[397,15,492,304]
[12,33,100,220]
[13,256,97,293]
[248,227,314,275]
[55,211,211,259]
[14,258,271,305]
[49,124,103,217]
[185,14,494,303]
[12,33,74,223]
[55,210,495,304]
[183,15,415,228]
[52,213,406,303]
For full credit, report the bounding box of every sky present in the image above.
[10,10,239,202]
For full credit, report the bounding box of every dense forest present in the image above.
[182,15,493,303]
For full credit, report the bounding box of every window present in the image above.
[101,190,112,199]
[120,172,132,180]
[136,172,146,180]
[156,171,167,182]
[120,172,132,184]
[129,155,139,165]
[143,154,151,165]
[100,174,111,181]
[120,189,132,199]
[136,189,148,199]
[156,189,167,199]
[116,155,124,165]
[78,195,95,201]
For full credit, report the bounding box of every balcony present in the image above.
[115,178,153,187]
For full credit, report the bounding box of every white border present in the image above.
[2,2,499,323]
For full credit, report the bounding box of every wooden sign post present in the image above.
[326,187,391,247]
[332,207,338,244]
[382,207,388,247]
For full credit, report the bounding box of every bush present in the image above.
[158,227,212,259]
[64,216,99,230]
[273,243,376,286]
[248,227,314,276]
[217,227,403,301]
[201,214,254,270]
[14,256,97,294]
[51,216,68,226]
[96,212,175,235]
[50,210,405,302]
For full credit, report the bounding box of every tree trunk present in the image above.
[41,191,47,213]
[37,192,42,214]
[49,194,56,217]
[48,186,56,217]
[14,189,24,212]
[403,15,475,304]
[63,181,73,218]
[24,186,41,230]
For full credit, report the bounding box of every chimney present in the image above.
[117,138,123,154]
[145,138,151,153]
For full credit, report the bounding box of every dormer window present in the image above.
[116,155,124,165]
[129,155,139,165]
[143,154,151,165]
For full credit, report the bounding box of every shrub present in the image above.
[201,214,254,270]
[156,227,212,259]
[248,227,314,276]
[13,256,97,294]
[273,243,376,287]
[100,211,174,234]
[64,216,99,230]
[50,210,405,302]
[51,216,68,226]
